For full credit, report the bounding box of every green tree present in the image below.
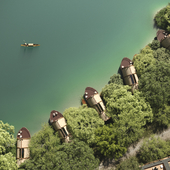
[0,152,18,170]
[139,62,170,112]
[20,124,99,170]
[154,4,169,30]
[0,120,15,154]
[149,40,160,50]
[153,47,170,63]
[154,105,170,128]
[108,74,123,85]
[63,105,104,145]
[55,140,99,170]
[137,135,170,164]
[115,156,141,170]
[20,123,61,169]
[133,46,156,77]
[94,124,127,159]
[0,120,17,170]
[101,84,153,146]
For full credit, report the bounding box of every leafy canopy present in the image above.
[101,84,153,146]
[115,156,141,170]
[154,3,170,31]
[149,40,160,50]
[20,123,99,170]
[63,105,104,145]
[108,73,123,85]
[0,120,17,170]
[139,61,170,112]
[153,47,170,63]
[133,46,156,77]
[137,135,170,164]
[0,152,18,170]
[0,120,15,155]
[94,124,127,159]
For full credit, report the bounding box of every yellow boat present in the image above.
[21,43,40,47]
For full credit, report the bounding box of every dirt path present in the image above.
[98,127,170,170]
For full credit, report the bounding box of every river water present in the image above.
[0,0,169,136]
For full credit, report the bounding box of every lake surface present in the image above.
[0,0,169,136]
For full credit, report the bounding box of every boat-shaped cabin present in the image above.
[21,43,40,47]
[157,30,170,50]
[50,110,70,143]
[121,57,138,91]
[84,87,109,121]
[16,127,31,166]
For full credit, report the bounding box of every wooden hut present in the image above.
[84,87,109,121]
[50,110,70,143]
[157,30,170,50]
[16,127,31,166]
[121,57,138,91]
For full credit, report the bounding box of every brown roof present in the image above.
[120,57,132,68]
[84,87,98,100]
[50,110,63,123]
[157,30,166,42]
[17,127,31,139]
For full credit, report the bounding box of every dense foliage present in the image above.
[153,47,170,63]
[154,105,170,127]
[101,84,153,146]
[0,120,17,170]
[133,46,156,77]
[20,123,61,169]
[0,152,18,170]
[115,156,141,170]
[94,124,127,159]
[149,40,160,50]
[20,123,99,170]
[108,73,123,85]
[63,105,104,145]
[154,3,170,31]
[137,135,170,164]
[139,61,170,112]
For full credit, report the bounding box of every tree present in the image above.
[154,4,169,30]
[139,61,170,112]
[108,74,123,85]
[94,124,127,159]
[115,156,141,170]
[54,140,99,170]
[153,47,170,63]
[20,124,99,170]
[63,105,104,145]
[0,120,17,170]
[149,40,160,50]
[101,84,153,146]
[154,105,170,128]
[0,120,15,155]
[137,135,170,164]
[133,46,156,77]
[0,152,18,170]
[19,123,61,169]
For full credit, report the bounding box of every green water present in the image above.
[0,0,169,136]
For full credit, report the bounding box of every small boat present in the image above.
[21,43,40,47]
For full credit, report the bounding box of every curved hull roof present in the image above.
[17,127,31,139]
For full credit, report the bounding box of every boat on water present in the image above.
[21,43,40,47]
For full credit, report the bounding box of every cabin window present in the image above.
[132,74,137,83]
[95,103,104,113]
[60,128,68,138]
[130,75,137,85]
[19,148,24,158]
